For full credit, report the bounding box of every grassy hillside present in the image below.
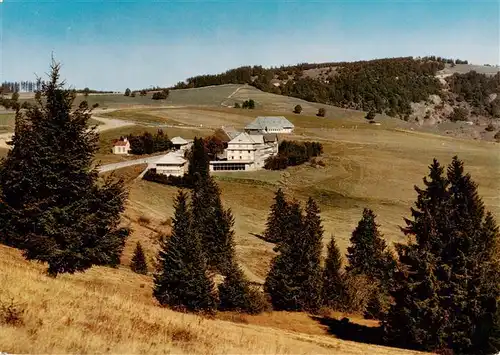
[0,244,427,354]
[116,107,499,284]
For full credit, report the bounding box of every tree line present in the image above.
[125,129,173,155]
[264,140,323,170]
[170,57,449,119]
[1,81,45,93]
[446,71,500,118]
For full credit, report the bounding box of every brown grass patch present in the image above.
[0,244,424,354]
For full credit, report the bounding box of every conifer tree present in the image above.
[265,200,323,311]
[130,242,148,275]
[263,188,289,243]
[0,61,128,276]
[153,190,217,313]
[218,262,268,314]
[384,157,500,354]
[299,197,324,311]
[264,201,304,310]
[322,235,345,310]
[383,159,450,351]
[346,208,391,282]
[191,176,235,274]
[444,156,500,353]
[186,137,209,186]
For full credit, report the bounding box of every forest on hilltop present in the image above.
[173,56,500,120]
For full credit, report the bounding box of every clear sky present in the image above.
[1,0,499,91]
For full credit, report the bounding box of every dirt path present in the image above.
[92,114,135,132]
[220,84,245,107]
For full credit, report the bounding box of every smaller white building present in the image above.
[245,116,294,134]
[171,136,193,151]
[112,138,130,155]
[152,151,187,177]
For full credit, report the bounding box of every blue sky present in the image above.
[1,0,498,91]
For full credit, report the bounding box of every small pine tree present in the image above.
[124,88,131,96]
[153,190,217,313]
[346,208,389,281]
[322,235,345,310]
[130,242,148,275]
[346,208,395,319]
[365,110,376,121]
[11,91,19,102]
[293,105,302,114]
[263,188,289,243]
[218,263,268,314]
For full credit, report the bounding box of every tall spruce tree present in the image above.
[383,159,450,351]
[299,197,324,311]
[0,61,128,276]
[190,176,235,274]
[264,201,304,310]
[322,235,345,310]
[444,156,500,353]
[263,188,289,243]
[130,242,148,275]
[153,190,217,313]
[384,157,500,354]
[264,199,323,311]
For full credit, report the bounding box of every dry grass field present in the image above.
[0,245,428,355]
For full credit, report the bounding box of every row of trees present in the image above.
[153,168,267,313]
[150,153,499,354]
[263,156,500,354]
[126,129,173,155]
[234,99,256,109]
[264,140,323,170]
[1,81,45,93]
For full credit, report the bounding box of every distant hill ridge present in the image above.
[172,56,500,121]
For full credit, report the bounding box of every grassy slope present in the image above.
[0,245,426,355]
[120,106,499,283]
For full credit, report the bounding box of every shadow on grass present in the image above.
[311,315,385,346]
